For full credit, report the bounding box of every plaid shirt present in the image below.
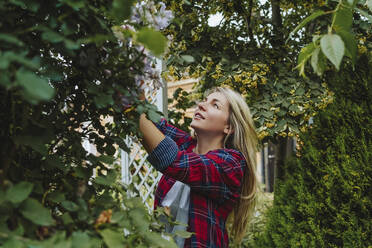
[148,119,245,248]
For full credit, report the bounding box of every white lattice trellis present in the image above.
[121,59,167,210]
[120,137,162,210]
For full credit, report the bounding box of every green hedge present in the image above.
[255,54,372,248]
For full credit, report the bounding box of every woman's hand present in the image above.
[114,80,146,112]
[114,80,165,153]
[137,80,146,101]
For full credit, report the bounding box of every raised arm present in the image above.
[139,113,165,153]
[140,113,193,151]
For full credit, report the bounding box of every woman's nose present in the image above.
[197,101,206,111]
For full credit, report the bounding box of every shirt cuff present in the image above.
[147,136,178,171]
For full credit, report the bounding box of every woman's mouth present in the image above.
[194,112,205,120]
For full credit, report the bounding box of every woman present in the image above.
[138,87,258,247]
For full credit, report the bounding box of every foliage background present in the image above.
[162,0,336,141]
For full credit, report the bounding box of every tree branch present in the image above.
[245,0,256,45]
[270,0,284,46]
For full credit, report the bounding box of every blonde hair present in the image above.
[206,87,259,244]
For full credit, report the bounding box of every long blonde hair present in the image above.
[207,87,259,244]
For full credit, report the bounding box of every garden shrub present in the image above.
[0,0,176,247]
[255,54,372,248]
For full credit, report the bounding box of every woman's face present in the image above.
[190,92,231,136]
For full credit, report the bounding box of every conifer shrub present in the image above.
[255,54,372,248]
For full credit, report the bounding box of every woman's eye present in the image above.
[214,103,219,109]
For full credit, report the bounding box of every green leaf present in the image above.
[181,55,195,63]
[61,200,79,212]
[147,109,162,123]
[145,232,178,248]
[286,10,328,43]
[332,1,353,31]
[277,119,287,132]
[20,198,55,226]
[295,42,316,77]
[136,28,167,56]
[0,54,11,70]
[295,87,305,96]
[94,94,114,108]
[111,211,126,224]
[311,47,326,76]
[97,155,115,164]
[42,69,64,82]
[174,229,193,238]
[13,223,25,236]
[129,208,150,233]
[16,69,55,102]
[99,229,125,248]
[298,43,316,65]
[262,111,273,118]
[277,110,287,117]
[367,0,372,12]
[8,0,26,8]
[39,231,71,248]
[76,198,88,211]
[77,210,89,222]
[217,76,227,83]
[9,0,39,12]
[94,170,117,186]
[12,135,48,155]
[2,237,25,248]
[60,0,85,10]
[288,124,300,133]
[112,0,135,21]
[0,72,11,88]
[320,33,345,70]
[355,7,372,22]
[337,29,357,66]
[0,190,5,205]
[64,39,80,50]
[0,52,40,70]
[48,191,66,203]
[0,33,24,46]
[72,231,91,248]
[41,31,64,43]
[61,212,73,225]
[5,181,33,204]
[73,166,91,179]
[106,144,116,156]
[80,34,112,46]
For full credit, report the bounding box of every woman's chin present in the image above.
[190,121,196,129]
[190,120,200,130]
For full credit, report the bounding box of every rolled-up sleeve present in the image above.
[154,118,192,146]
[147,136,179,171]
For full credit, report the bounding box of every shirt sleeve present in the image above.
[147,136,245,203]
[154,118,193,147]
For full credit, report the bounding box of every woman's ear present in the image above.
[224,125,234,135]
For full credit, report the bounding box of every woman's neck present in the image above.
[194,133,224,154]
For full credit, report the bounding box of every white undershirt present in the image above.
[161,181,190,248]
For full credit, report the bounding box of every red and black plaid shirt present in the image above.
[148,119,245,248]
